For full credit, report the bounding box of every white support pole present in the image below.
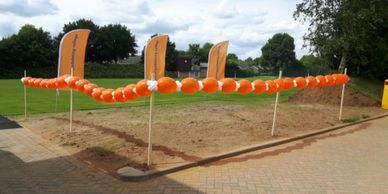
[147,73,155,167]
[69,67,74,132]
[55,89,59,112]
[271,70,283,137]
[339,68,347,121]
[24,70,27,120]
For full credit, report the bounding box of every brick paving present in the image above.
[1,117,388,193]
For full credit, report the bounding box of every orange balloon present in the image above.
[55,77,67,88]
[22,77,31,85]
[333,74,343,85]
[113,88,127,103]
[28,78,36,87]
[51,79,59,89]
[306,76,317,88]
[46,79,56,89]
[157,77,177,94]
[283,78,293,90]
[67,76,80,89]
[123,84,138,100]
[39,79,47,88]
[84,84,97,97]
[266,80,276,94]
[295,77,307,89]
[33,78,42,88]
[76,79,89,92]
[253,79,266,94]
[274,79,285,92]
[92,88,104,101]
[135,80,151,96]
[101,89,114,103]
[181,77,199,94]
[316,75,326,87]
[237,79,251,94]
[325,75,335,86]
[202,77,218,94]
[336,74,349,84]
[221,78,236,93]
[342,74,349,84]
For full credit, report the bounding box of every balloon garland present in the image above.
[20,74,349,103]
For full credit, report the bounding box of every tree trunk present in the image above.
[338,51,347,73]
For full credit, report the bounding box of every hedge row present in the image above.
[0,63,144,79]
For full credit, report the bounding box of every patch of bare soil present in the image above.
[288,85,379,106]
[17,101,385,175]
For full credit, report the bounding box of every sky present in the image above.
[0,0,309,59]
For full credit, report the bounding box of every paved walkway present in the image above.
[1,116,388,193]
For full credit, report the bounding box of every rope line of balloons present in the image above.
[21,74,349,103]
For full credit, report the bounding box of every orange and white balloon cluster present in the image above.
[21,74,349,103]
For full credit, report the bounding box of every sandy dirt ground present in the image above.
[16,99,386,175]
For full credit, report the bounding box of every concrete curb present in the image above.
[117,112,388,181]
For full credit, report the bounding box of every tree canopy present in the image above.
[199,42,214,62]
[294,0,388,78]
[59,19,137,63]
[0,24,55,69]
[0,19,138,72]
[97,24,137,64]
[300,54,329,74]
[260,33,299,74]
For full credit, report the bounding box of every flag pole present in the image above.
[339,68,347,121]
[147,73,155,167]
[271,70,282,136]
[69,67,74,132]
[55,89,59,112]
[24,70,27,120]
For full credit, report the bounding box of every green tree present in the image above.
[300,55,329,73]
[253,57,261,66]
[165,41,178,71]
[199,42,214,62]
[294,0,388,77]
[244,57,255,66]
[97,24,137,64]
[225,53,240,76]
[188,43,200,65]
[260,33,299,73]
[0,24,55,69]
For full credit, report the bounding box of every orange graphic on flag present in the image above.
[144,35,169,80]
[207,41,229,80]
[57,29,90,78]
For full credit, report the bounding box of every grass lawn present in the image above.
[348,77,384,102]
[0,76,298,116]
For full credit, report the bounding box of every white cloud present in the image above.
[0,0,57,17]
[0,0,309,59]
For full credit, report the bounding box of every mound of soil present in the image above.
[288,86,379,106]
